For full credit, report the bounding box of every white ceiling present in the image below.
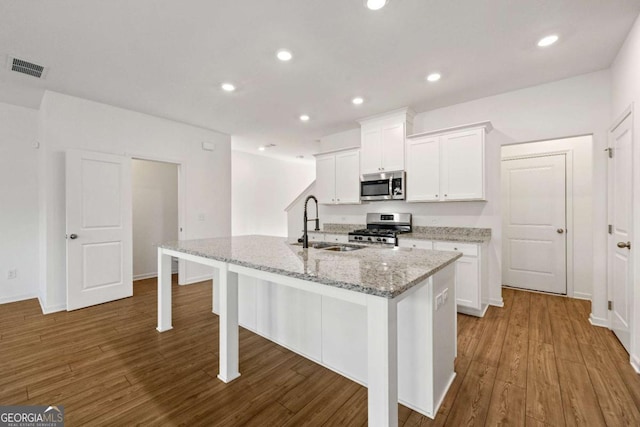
[1,0,639,160]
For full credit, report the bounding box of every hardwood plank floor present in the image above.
[1,281,639,426]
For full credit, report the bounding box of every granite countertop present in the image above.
[310,224,491,243]
[401,226,491,243]
[160,235,461,299]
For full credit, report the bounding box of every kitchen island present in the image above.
[157,236,461,427]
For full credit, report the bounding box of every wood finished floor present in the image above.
[1,278,639,426]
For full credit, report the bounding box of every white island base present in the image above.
[157,242,457,426]
[212,265,456,419]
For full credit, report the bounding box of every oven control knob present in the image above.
[368,237,372,241]
[382,238,387,242]
[376,237,382,242]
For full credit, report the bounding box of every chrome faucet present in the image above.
[302,195,320,248]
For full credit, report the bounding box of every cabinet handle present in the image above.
[435,194,438,198]
[412,244,416,248]
[444,194,448,197]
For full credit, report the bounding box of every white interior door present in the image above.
[66,150,132,310]
[608,112,633,352]
[502,154,567,294]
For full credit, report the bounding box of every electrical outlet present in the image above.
[442,288,449,303]
[198,213,205,221]
[436,293,443,310]
[7,269,17,280]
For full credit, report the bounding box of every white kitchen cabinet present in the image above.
[324,233,348,243]
[434,241,488,317]
[398,239,433,250]
[406,122,491,202]
[406,137,440,202]
[314,148,360,205]
[359,108,414,174]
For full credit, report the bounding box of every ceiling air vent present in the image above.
[7,56,48,79]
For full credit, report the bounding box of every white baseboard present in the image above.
[572,292,591,300]
[489,297,504,307]
[0,293,38,305]
[134,269,179,282]
[181,274,213,286]
[631,354,640,374]
[589,313,609,328]
[37,296,66,314]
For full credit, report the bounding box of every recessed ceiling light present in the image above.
[258,144,276,151]
[258,146,265,151]
[296,155,305,159]
[221,83,236,92]
[537,34,559,47]
[299,114,310,122]
[352,97,364,105]
[366,0,388,10]
[426,73,441,82]
[277,49,293,61]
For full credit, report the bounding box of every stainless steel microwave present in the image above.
[360,171,405,201]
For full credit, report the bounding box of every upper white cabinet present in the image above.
[359,108,414,174]
[315,148,360,205]
[406,121,492,202]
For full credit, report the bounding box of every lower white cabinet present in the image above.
[433,241,488,317]
[325,233,348,243]
[398,239,433,250]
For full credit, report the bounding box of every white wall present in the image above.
[502,136,594,299]
[611,13,640,371]
[38,91,231,312]
[316,70,611,311]
[132,159,178,280]
[0,102,39,304]
[232,149,315,237]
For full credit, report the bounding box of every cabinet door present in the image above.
[454,256,480,309]
[441,129,484,200]
[335,150,360,204]
[325,234,348,243]
[361,128,382,174]
[316,154,336,204]
[380,122,405,172]
[406,137,440,202]
[398,239,433,250]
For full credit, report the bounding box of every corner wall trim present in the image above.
[38,296,66,314]
[631,354,640,374]
[588,314,609,328]
[489,298,504,308]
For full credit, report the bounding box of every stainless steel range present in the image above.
[348,213,412,246]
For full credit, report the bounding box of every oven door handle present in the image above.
[388,178,393,197]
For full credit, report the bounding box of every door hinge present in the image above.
[608,300,612,310]
[605,147,614,158]
[608,224,613,234]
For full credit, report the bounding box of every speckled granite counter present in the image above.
[308,223,364,235]
[402,226,491,243]
[160,235,461,298]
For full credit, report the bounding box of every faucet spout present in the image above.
[302,195,320,248]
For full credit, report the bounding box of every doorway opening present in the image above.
[132,158,180,284]
[501,135,594,298]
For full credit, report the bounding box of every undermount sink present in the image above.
[322,245,364,252]
[291,242,365,251]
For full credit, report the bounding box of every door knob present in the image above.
[69,234,78,240]
[557,229,564,234]
[617,241,631,249]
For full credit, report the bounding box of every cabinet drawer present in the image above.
[325,234,348,243]
[398,239,433,250]
[434,241,478,257]
[308,233,324,242]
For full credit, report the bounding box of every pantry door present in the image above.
[502,154,567,294]
[66,150,132,310]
